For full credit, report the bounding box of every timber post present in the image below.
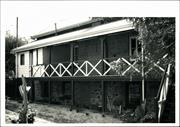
[70,43,75,106]
[71,80,75,105]
[48,79,51,103]
[141,28,145,102]
[100,37,106,113]
[48,46,52,104]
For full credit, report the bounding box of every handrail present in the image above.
[155,65,168,100]
[154,64,171,123]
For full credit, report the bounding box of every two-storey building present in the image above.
[11,18,164,112]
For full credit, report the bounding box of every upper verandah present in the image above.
[11,18,134,54]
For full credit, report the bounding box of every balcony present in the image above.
[28,55,168,80]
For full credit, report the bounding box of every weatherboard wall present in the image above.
[16,48,43,77]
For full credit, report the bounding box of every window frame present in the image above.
[29,50,33,66]
[20,53,25,65]
[129,36,141,59]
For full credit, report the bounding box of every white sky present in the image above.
[1,1,179,40]
[2,1,92,40]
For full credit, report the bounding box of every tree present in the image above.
[128,17,175,60]
[131,18,175,77]
[110,17,175,79]
[5,31,27,77]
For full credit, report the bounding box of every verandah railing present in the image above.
[29,54,168,78]
[154,64,171,123]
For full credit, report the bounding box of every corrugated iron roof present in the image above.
[31,17,103,40]
[11,19,134,54]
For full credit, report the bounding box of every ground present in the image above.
[6,99,126,124]
[6,110,52,123]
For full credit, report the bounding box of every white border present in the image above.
[1,1,179,126]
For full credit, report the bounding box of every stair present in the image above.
[160,85,175,123]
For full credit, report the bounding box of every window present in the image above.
[130,37,141,57]
[29,50,33,65]
[74,45,79,61]
[20,54,25,65]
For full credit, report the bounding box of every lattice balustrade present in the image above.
[31,65,45,77]
[145,54,168,76]
[105,57,142,76]
[30,55,167,78]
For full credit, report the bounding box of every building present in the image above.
[11,18,166,113]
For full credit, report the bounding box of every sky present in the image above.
[2,1,92,40]
[1,1,179,41]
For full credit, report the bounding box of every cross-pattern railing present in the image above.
[30,55,168,78]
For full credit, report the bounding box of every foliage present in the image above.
[110,59,126,76]
[92,17,123,23]
[5,32,27,77]
[127,17,175,61]
[110,18,175,78]
[18,76,35,123]
[18,107,36,123]
[110,57,142,77]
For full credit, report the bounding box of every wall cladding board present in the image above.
[34,80,42,101]
[34,80,49,102]
[74,81,102,108]
[146,81,160,99]
[17,51,30,77]
[78,38,101,60]
[33,50,37,65]
[18,66,30,77]
[128,82,141,107]
[74,81,127,111]
[106,81,126,111]
[51,44,70,63]
[106,33,129,58]
[38,48,43,64]
[51,81,63,102]
[50,81,71,103]
[51,82,63,97]
[43,47,50,64]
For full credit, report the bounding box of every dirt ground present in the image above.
[6,110,52,123]
[6,100,124,123]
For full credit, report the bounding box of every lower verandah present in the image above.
[14,78,160,112]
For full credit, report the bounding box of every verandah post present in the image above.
[141,30,145,102]
[71,80,75,105]
[70,43,75,106]
[101,81,105,113]
[48,46,52,104]
[48,79,51,103]
[100,37,106,113]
